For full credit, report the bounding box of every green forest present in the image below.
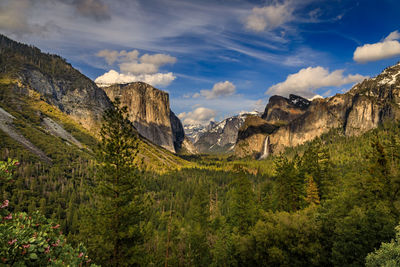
[2,97,400,266]
[1,32,400,266]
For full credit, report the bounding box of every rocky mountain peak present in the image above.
[236,62,400,158]
[289,94,311,109]
[102,82,181,153]
[262,94,310,125]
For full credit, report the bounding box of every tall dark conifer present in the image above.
[85,99,147,266]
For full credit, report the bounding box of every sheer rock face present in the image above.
[170,111,186,152]
[103,82,176,152]
[102,82,191,153]
[16,65,111,135]
[235,62,400,158]
[262,94,310,124]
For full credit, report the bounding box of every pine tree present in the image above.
[305,174,320,206]
[84,98,147,266]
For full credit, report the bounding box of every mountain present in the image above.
[0,34,189,172]
[191,112,261,153]
[0,34,111,134]
[102,82,188,153]
[235,63,400,158]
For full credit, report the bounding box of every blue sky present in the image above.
[1,0,400,125]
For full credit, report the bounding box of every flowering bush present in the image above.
[0,159,96,266]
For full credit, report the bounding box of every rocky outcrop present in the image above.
[235,115,277,158]
[170,111,186,152]
[19,68,111,134]
[0,34,111,134]
[103,82,176,152]
[102,82,192,153]
[262,94,310,125]
[235,62,400,158]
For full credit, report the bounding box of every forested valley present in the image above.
[2,99,400,266]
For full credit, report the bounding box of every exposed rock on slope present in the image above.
[102,82,189,153]
[235,63,400,158]
[0,34,111,134]
[193,112,261,153]
[262,94,310,124]
[0,107,51,163]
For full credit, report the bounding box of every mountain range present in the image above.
[1,33,400,162]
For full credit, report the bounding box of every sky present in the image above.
[1,0,400,125]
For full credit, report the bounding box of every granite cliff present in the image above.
[0,34,111,134]
[102,82,188,153]
[0,34,192,161]
[235,63,400,158]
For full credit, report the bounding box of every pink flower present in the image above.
[78,252,84,258]
[45,246,50,254]
[4,213,12,220]
[0,200,9,209]
[22,244,30,249]
[14,162,19,166]
[51,224,60,229]
[52,239,60,247]
[4,170,8,173]
[8,239,16,245]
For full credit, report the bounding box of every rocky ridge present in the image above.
[235,62,400,158]
[192,112,261,153]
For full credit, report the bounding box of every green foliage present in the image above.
[0,159,95,266]
[82,99,149,266]
[366,224,400,267]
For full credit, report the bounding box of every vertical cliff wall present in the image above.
[102,82,189,153]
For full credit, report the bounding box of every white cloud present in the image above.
[119,62,158,74]
[95,70,176,87]
[353,31,400,63]
[140,53,177,66]
[96,49,140,65]
[95,49,177,87]
[178,107,216,125]
[266,66,368,98]
[193,81,236,99]
[245,2,293,32]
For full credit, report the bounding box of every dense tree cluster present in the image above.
[3,97,400,265]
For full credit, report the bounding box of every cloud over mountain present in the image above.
[266,66,368,98]
[178,107,216,125]
[353,30,400,63]
[95,49,177,87]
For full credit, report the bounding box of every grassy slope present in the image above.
[0,78,190,173]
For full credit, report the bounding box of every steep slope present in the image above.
[235,63,400,158]
[0,34,111,134]
[102,82,175,152]
[101,82,192,153]
[0,34,189,172]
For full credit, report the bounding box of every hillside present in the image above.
[235,64,400,158]
[0,34,189,172]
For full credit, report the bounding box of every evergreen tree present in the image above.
[83,99,147,266]
[305,174,320,206]
[228,176,257,234]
